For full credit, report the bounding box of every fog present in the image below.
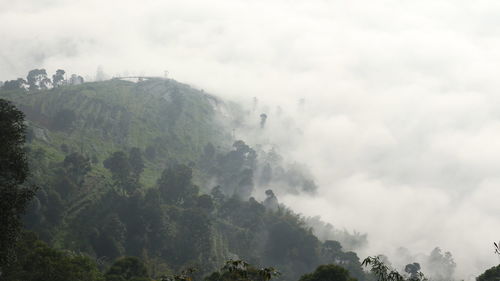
[2,0,500,278]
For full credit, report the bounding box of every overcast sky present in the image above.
[2,0,500,278]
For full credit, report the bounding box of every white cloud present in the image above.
[2,0,500,278]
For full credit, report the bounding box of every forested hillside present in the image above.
[0,76,368,281]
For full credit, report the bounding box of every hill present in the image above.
[0,78,367,281]
[1,78,238,186]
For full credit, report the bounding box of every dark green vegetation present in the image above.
[362,256,426,281]
[476,246,500,281]
[476,264,500,281]
[1,73,497,281]
[0,99,37,267]
[298,264,356,281]
[204,260,279,281]
[0,77,363,280]
[3,232,104,281]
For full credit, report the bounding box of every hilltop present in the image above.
[1,78,239,186]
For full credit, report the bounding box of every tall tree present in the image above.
[52,69,66,87]
[158,164,198,205]
[259,113,267,128]
[104,151,132,187]
[27,69,51,90]
[426,247,455,281]
[63,152,91,185]
[0,99,36,268]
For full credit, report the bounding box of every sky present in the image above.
[2,0,500,278]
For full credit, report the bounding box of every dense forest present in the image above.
[0,69,498,281]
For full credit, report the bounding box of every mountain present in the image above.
[0,78,366,281]
[1,78,239,185]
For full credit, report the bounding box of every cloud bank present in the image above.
[2,0,500,278]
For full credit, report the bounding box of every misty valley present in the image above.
[0,68,496,281]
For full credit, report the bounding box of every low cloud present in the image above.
[2,0,500,278]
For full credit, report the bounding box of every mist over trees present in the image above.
[370,247,457,281]
[0,72,496,281]
[1,68,84,91]
[27,69,51,90]
[0,78,368,280]
[260,113,268,129]
[304,216,368,252]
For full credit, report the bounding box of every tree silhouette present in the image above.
[259,113,267,128]
[52,69,66,87]
[0,99,36,268]
[298,264,355,281]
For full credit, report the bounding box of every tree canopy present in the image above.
[0,99,36,268]
[298,264,356,281]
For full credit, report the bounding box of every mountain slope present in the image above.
[1,78,237,186]
[0,78,367,281]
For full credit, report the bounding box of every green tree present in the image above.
[204,260,279,281]
[214,140,257,197]
[2,78,27,90]
[27,68,51,90]
[158,164,198,205]
[2,231,104,281]
[52,69,66,86]
[405,263,421,280]
[264,219,319,270]
[104,151,135,192]
[171,208,211,266]
[320,240,365,281]
[0,99,36,268]
[477,264,500,281]
[105,256,151,281]
[362,256,427,281]
[63,152,91,185]
[298,264,356,281]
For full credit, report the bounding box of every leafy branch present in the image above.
[362,256,427,281]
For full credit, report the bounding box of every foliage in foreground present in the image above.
[477,264,500,281]
[298,264,356,281]
[2,232,104,281]
[477,243,500,281]
[0,99,37,268]
[362,256,427,281]
[105,256,152,281]
[203,260,279,281]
